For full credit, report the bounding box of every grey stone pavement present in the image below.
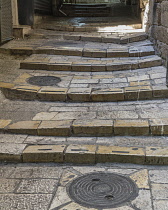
[0,162,168,210]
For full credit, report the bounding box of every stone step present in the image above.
[1,117,168,137]
[30,30,147,43]
[0,80,167,102]
[20,55,162,72]
[1,138,167,164]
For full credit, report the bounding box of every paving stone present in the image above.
[96,145,145,164]
[38,87,68,101]
[114,120,149,136]
[0,134,27,144]
[33,112,58,121]
[38,120,72,136]
[153,200,168,210]
[0,179,20,193]
[67,88,91,101]
[103,206,134,210]
[24,136,66,144]
[60,169,78,187]
[16,179,58,194]
[151,183,168,199]
[7,121,41,135]
[146,147,168,165]
[23,145,66,163]
[58,202,97,210]
[65,144,96,164]
[149,170,168,183]
[131,190,152,210]
[0,143,26,162]
[73,119,113,136]
[0,166,14,178]
[107,168,137,175]
[91,88,124,102]
[49,186,71,209]
[0,194,52,210]
[130,169,149,189]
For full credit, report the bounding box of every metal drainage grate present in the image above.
[27,76,61,86]
[68,172,138,209]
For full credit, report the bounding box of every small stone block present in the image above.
[38,87,68,101]
[91,88,124,102]
[152,86,168,98]
[0,82,15,89]
[7,121,41,135]
[67,88,91,102]
[23,145,66,163]
[150,118,168,135]
[0,120,12,130]
[38,120,72,136]
[124,86,152,100]
[130,169,149,189]
[65,144,96,164]
[114,120,149,136]
[96,145,145,164]
[107,49,129,57]
[73,119,113,136]
[146,147,168,165]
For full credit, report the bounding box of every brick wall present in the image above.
[148,0,168,67]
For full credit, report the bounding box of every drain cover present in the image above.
[68,172,138,209]
[27,76,61,86]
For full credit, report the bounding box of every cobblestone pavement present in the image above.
[0,162,168,210]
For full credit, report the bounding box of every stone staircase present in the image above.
[0,17,168,164]
[61,3,132,17]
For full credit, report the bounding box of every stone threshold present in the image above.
[0,143,167,165]
[1,118,168,136]
[0,81,167,102]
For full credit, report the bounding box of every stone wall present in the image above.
[148,0,168,67]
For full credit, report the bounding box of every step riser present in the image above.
[1,84,167,102]
[1,119,168,137]
[1,143,167,165]
[20,58,162,72]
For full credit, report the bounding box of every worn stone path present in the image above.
[0,163,168,210]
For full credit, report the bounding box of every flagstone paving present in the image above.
[0,162,168,210]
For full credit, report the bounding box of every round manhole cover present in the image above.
[68,172,138,209]
[27,76,61,86]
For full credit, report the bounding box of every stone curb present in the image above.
[0,143,167,165]
[0,82,167,102]
[20,55,162,72]
[1,118,168,136]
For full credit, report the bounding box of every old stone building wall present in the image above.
[148,0,168,67]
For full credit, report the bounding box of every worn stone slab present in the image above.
[0,194,52,210]
[149,170,168,183]
[91,88,124,102]
[0,120,11,130]
[150,118,168,135]
[65,144,96,164]
[124,86,152,100]
[67,88,91,101]
[96,145,145,164]
[146,147,168,165]
[38,87,68,101]
[0,179,20,193]
[37,120,72,136]
[0,143,26,162]
[151,183,168,200]
[23,145,66,163]
[114,120,149,136]
[16,178,58,194]
[153,200,168,210]
[7,121,41,135]
[73,119,113,136]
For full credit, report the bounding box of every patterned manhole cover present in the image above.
[27,76,61,86]
[68,172,139,209]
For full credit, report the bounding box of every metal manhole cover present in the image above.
[68,172,139,209]
[27,76,61,86]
